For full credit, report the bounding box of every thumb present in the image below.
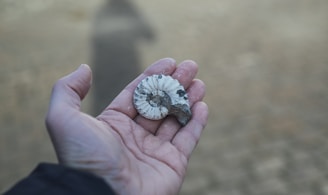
[45,64,92,161]
[47,64,92,117]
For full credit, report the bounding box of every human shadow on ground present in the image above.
[91,0,154,115]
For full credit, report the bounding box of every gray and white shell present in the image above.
[133,74,192,126]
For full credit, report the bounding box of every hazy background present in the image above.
[1,0,328,194]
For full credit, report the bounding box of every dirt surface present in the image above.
[1,0,328,194]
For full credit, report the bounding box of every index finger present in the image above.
[101,58,177,119]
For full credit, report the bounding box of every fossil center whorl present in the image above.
[146,90,171,109]
[133,74,192,126]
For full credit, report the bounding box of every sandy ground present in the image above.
[1,0,328,194]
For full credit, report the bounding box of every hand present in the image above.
[46,58,208,195]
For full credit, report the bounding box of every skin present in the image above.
[46,58,209,195]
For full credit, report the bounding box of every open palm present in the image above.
[46,58,208,195]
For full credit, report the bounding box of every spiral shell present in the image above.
[133,74,192,126]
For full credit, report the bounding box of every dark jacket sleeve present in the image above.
[3,163,116,195]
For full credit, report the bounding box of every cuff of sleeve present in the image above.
[4,163,116,195]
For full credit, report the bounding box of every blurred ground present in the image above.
[1,0,328,194]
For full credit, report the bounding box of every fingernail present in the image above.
[164,57,176,65]
[79,64,88,69]
[79,64,92,85]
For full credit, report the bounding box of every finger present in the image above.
[101,58,176,119]
[171,101,208,159]
[154,117,180,141]
[171,60,198,89]
[186,79,206,105]
[46,64,92,129]
[134,60,199,134]
[156,79,206,142]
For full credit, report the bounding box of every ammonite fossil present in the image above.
[133,74,192,126]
